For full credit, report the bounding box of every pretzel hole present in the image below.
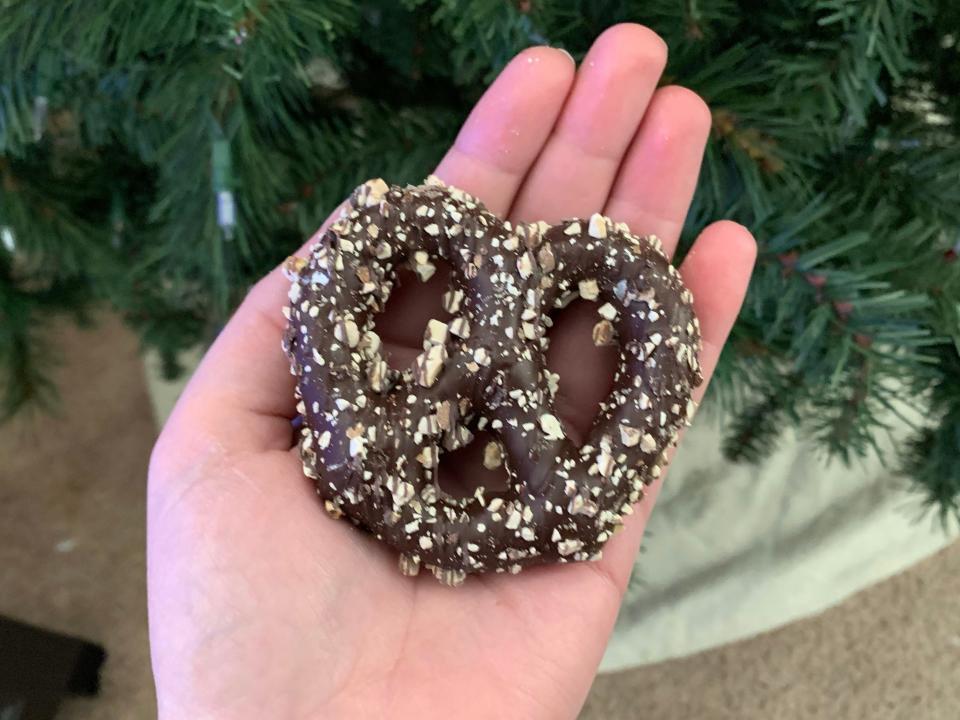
[373,260,453,370]
[545,299,619,443]
[436,430,510,500]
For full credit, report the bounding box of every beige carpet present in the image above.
[1,316,957,719]
[0,316,156,718]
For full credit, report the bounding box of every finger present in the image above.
[604,85,712,257]
[433,46,575,216]
[593,220,756,589]
[509,24,667,223]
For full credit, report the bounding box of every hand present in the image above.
[148,24,756,720]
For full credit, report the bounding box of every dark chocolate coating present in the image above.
[283,177,702,585]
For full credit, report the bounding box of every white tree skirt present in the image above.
[601,411,954,671]
[144,353,954,671]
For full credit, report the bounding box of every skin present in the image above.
[148,24,757,720]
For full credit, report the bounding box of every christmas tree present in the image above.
[1,1,958,519]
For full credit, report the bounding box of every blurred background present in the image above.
[2,1,959,718]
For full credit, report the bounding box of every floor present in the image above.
[1,315,958,719]
[1,316,156,718]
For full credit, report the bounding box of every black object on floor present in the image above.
[0,615,106,720]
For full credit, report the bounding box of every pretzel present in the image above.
[282,177,702,585]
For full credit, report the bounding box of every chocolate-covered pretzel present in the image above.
[282,177,702,585]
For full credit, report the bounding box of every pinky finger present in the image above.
[593,219,756,588]
[631,220,756,527]
[679,219,757,391]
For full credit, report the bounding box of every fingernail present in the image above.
[555,47,575,65]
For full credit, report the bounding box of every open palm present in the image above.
[148,24,755,720]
